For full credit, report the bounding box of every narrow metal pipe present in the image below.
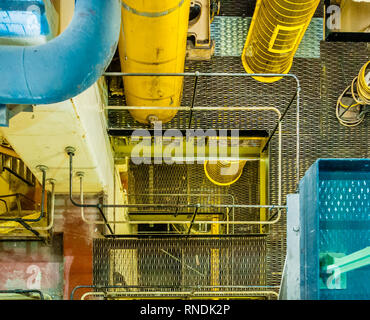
[81,290,279,300]
[71,284,279,300]
[0,289,44,300]
[262,91,297,152]
[3,167,35,187]
[14,219,41,238]
[104,72,299,79]
[105,233,267,238]
[187,206,199,235]
[97,212,282,225]
[67,149,114,235]
[188,72,199,128]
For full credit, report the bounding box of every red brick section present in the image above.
[54,195,99,300]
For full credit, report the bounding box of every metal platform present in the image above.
[95,4,369,296]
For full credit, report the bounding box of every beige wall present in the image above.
[52,0,75,34]
[341,0,370,32]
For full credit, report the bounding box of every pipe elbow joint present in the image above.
[0,0,121,105]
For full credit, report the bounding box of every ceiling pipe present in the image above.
[0,0,121,104]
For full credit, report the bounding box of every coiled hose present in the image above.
[336,61,370,127]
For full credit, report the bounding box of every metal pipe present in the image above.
[81,290,279,300]
[96,213,282,225]
[71,284,279,300]
[188,72,200,128]
[262,91,297,152]
[104,72,299,78]
[3,167,34,187]
[105,233,267,238]
[0,179,55,232]
[0,289,44,300]
[66,147,114,235]
[30,179,56,231]
[0,0,121,105]
[187,206,199,235]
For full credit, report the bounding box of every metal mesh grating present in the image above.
[127,161,262,234]
[210,17,323,58]
[218,0,324,17]
[93,237,275,297]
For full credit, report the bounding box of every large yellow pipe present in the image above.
[119,0,191,124]
[242,0,320,82]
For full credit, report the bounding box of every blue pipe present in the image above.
[0,0,121,104]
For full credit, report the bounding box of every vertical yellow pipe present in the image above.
[242,0,320,82]
[119,0,191,124]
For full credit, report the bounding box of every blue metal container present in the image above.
[300,159,370,300]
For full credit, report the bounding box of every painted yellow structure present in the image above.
[242,0,320,82]
[204,160,247,186]
[119,0,191,124]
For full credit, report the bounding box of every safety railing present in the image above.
[0,166,55,240]
[67,72,301,236]
[71,285,279,300]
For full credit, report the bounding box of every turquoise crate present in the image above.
[300,159,370,300]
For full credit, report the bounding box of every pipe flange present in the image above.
[46,178,57,185]
[65,146,76,155]
[36,165,48,172]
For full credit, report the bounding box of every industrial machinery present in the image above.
[186,0,219,60]
[0,0,368,302]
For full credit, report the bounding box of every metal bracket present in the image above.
[0,104,33,127]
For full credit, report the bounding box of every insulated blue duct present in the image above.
[0,0,121,104]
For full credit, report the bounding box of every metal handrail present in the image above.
[66,106,283,232]
[81,290,279,300]
[104,71,301,184]
[71,284,280,300]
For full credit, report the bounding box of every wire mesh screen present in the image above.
[93,237,276,298]
[127,160,262,234]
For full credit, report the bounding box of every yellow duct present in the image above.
[242,0,320,82]
[204,160,247,186]
[119,0,191,124]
